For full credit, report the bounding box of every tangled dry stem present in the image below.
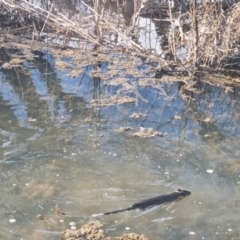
[185,1,240,67]
[1,0,240,76]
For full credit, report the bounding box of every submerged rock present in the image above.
[62,221,149,240]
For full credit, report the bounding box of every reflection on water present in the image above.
[0,51,240,240]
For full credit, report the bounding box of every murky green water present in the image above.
[0,51,240,240]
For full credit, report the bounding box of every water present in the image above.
[0,51,240,240]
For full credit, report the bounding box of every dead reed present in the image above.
[1,0,240,72]
[170,0,240,68]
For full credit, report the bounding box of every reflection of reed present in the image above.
[0,51,89,131]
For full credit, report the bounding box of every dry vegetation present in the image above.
[1,0,240,93]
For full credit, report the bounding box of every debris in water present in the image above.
[116,127,133,133]
[62,221,149,240]
[36,214,44,220]
[130,113,145,118]
[132,127,162,138]
[174,115,181,120]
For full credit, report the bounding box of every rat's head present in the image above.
[177,189,191,197]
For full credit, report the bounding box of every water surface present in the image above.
[0,51,239,240]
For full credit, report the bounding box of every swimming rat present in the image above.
[92,189,191,217]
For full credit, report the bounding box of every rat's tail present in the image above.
[92,206,134,217]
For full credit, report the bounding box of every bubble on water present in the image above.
[9,219,16,223]
[59,220,64,223]
[69,222,76,226]
[228,229,232,231]
[207,169,214,173]
[125,227,130,230]
[71,226,77,230]
[189,232,195,235]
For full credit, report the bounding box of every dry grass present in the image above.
[1,0,240,78]
[170,0,240,68]
[196,1,240,66]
